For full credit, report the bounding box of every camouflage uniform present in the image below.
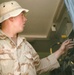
[0,30,60,75]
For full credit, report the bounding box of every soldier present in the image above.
[0,1,74,75]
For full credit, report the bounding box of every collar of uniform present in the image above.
[0,29,26,47]
[0,29,7,40]
[17,35,26,47]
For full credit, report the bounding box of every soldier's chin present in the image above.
[18,28,24,33]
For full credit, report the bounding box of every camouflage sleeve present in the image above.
[36,53,60,75]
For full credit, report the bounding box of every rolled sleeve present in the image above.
[36,53,60,74]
